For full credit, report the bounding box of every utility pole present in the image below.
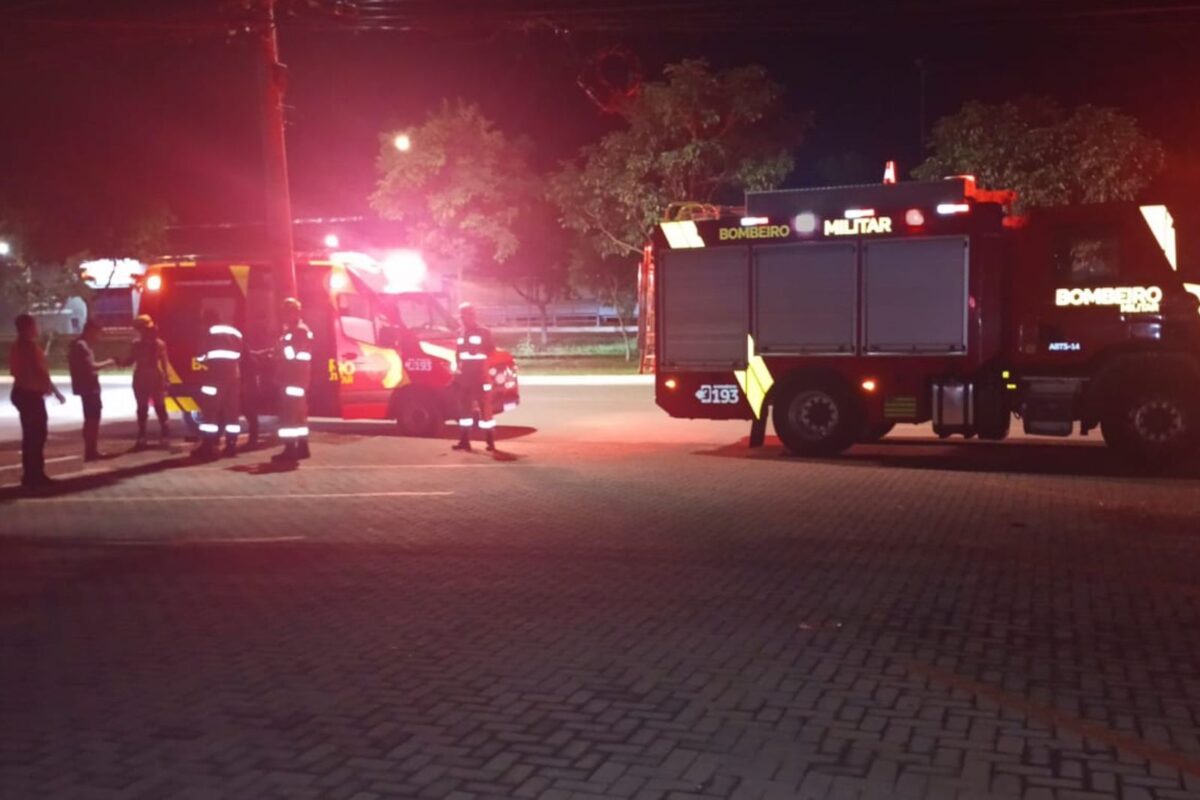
[256,0,296,300]
[916,58,928,152]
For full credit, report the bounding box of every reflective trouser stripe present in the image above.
[458,418,474,427]
[201,385,218,396]
[225,424,241,434]
[478,419,496,430]
[279,426,310,439]
[285,386,305,397]
[199,423,219,434]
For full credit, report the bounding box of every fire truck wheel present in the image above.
[1101,379,1199,464]
[394,389,444,437]
[773,380,861,456]
[858,422,895,443]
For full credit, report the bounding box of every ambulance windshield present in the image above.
[385,293,456,334]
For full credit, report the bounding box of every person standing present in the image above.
[271,297,314,464]
[193,309,243,459]
[68,319,114,461]
[452,302,497,452]
[8,314,66,487]
[123,314,171,449]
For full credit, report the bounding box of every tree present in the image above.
[370,101,569,341]
[550,59,808,260]
[371,100,531,280]
[568,248,638,361]
[913,98,1165,209]
[550,60,805,361]
[503,199,571,346]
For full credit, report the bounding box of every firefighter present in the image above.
[123,314,171,450]
[272,297,314,463]
[452,302,497,452]
[193,309,243,459]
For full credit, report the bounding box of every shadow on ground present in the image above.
[309,419,536,443]
[697,435,1200,480]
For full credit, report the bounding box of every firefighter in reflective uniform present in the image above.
[452,302,497,452]
[194,309,243,459]
[272,298,314,463]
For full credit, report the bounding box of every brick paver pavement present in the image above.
[2,385,1200,799]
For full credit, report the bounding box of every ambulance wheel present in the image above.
[394,389,443,437]
[1101,377,1199,465]
[858,422,895,443]
[773,379,861,456]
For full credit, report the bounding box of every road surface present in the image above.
[2,381,1199,799]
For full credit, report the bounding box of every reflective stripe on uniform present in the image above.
[468,335,482,345]
[278,426,310,439]
[205,349,241,361]
[285,386,305,397]
[199,423,219,434]
[459,352,487,360]
[295,351,312,361]
[208,325,242,338]
[284,345,296,360]
[478,419,496,430]
[201,385,218,396]
[482,383,493,391]
[458,418,474,427]
[225,424,241,435]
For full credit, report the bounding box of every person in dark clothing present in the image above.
[193,309,243,459]
[68,319,114,461]
[121,314,171,449]
[452,302,497,452]
[8,314,66,487]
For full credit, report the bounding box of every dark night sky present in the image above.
[2,0,1199,256]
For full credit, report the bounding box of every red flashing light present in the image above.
[861,379,878,393]
[905,208,925,227]
[145,273,162,292]
[664,377,678,390]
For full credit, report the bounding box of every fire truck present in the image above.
[650,177,1200,463]
[137,251,520,436]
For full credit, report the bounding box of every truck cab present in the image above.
[138,252,520,436]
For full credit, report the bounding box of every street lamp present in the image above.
[0,240,11,257]
[393,133,412,153]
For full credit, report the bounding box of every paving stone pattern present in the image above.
[2,418,1200,799]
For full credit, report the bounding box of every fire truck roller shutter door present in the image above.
[660,247,751,369]
[754,242,859,354]
[863,236,970,354]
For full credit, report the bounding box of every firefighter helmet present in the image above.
[282,297,302,313]
[133,314,155,331]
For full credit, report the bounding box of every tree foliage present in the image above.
[550,59,808,259]
[370,100,532,274]
[913,98,1164,209]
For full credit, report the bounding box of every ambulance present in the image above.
[137,251,520,435]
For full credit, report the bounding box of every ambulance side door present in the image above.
[333,291,393,419]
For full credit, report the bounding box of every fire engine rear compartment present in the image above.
[659,235,973,366]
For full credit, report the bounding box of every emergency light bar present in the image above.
[936,203,970,215]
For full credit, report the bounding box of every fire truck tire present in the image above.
[773,379,862,456]
[858,422,895,443]
[393,388,444,437]
[1100,377,1200,465]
